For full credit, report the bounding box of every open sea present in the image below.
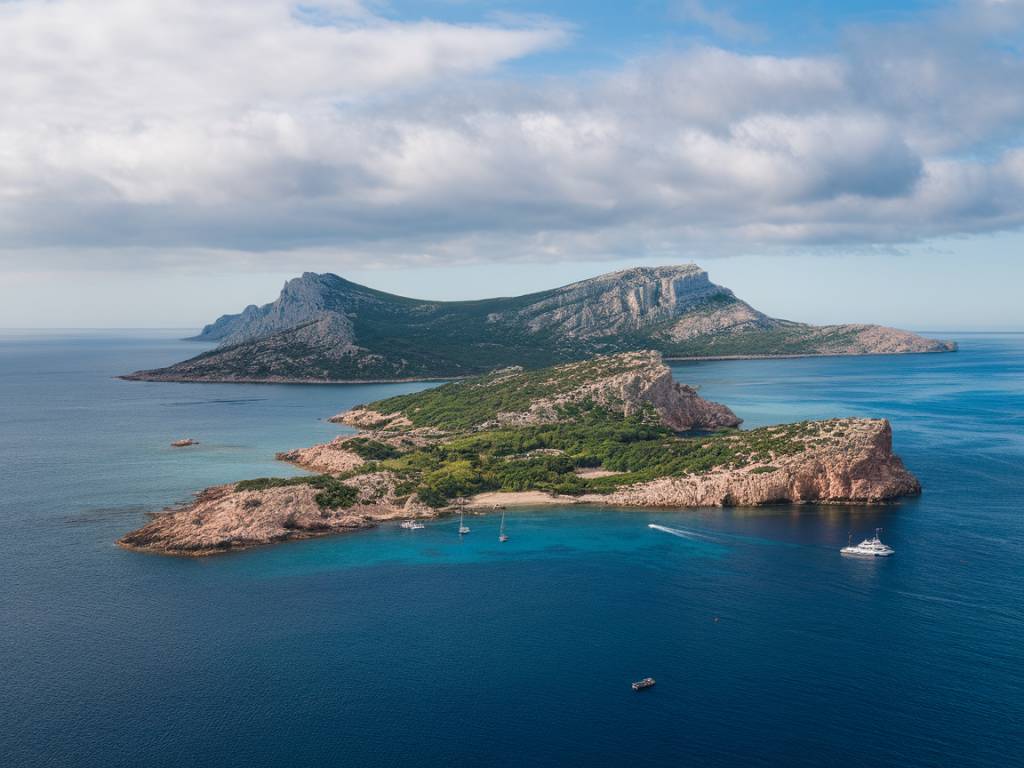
[1,330,1022,767]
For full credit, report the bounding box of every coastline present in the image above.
[665,347,957,362]
[117,352,923,557]
[119,416,920,557]
[117,373,464,385]
[467,491,584,508]
[120,347,957,385]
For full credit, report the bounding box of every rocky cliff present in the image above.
[583,419,919,507]
[123,265,955,383]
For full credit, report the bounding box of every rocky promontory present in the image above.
[579,418,919,507]
[118,471,428,557]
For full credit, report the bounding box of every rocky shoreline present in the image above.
[118,416,918,557]
[118,474,432,557]
[665,348,956,362]
[118,352,922,557]
[119,373,461,385]
[579,419,919,506]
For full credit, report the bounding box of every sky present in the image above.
[1,0,1023,330]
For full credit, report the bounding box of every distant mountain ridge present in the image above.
[125,264,955,383]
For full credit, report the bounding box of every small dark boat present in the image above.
[631,677,656,691]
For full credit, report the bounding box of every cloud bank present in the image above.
[1,0,1024,270]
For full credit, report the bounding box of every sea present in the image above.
[1,330,1021,768]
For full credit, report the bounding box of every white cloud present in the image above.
[671,0,763,41]
[0,0,1023,271]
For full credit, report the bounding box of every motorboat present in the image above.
[841,528,894,557]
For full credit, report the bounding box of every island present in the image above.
[122,264,955,384]
[118,351,921,557]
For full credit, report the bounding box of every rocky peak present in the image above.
[191,272,348,346]
[510,264,737,338]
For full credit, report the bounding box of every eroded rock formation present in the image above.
[584,419,919,507]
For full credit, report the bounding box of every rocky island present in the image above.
[119,351,921,557]
[122,264,955,384]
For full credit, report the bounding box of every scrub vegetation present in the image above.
[235,475,359,510]
[336,416,825,508]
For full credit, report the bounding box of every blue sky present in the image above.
[382,1,945,62]
[0,0,1022,329]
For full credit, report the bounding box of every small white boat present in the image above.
[498,509,508,543]
[841,528,894,557]
[400,520,424,530]
[458,505,470,535]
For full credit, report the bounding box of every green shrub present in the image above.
[234,475,358,510]
[339,413,821,506]
[345,438,402,461]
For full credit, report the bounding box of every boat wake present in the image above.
[648,523,719,542]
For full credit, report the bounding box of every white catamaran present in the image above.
[840,528,894,557]
[400,519,424,530]
[458,501,471,535]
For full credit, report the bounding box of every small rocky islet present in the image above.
[118,351,921,557]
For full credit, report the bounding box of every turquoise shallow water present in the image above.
[1,331,1022,767]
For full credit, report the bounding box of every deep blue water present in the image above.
[1,330,1022,767]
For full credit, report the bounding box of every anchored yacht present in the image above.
[400,520,425,530]
[841,528,894,557]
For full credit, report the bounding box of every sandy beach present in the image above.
[467,491,583,508]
